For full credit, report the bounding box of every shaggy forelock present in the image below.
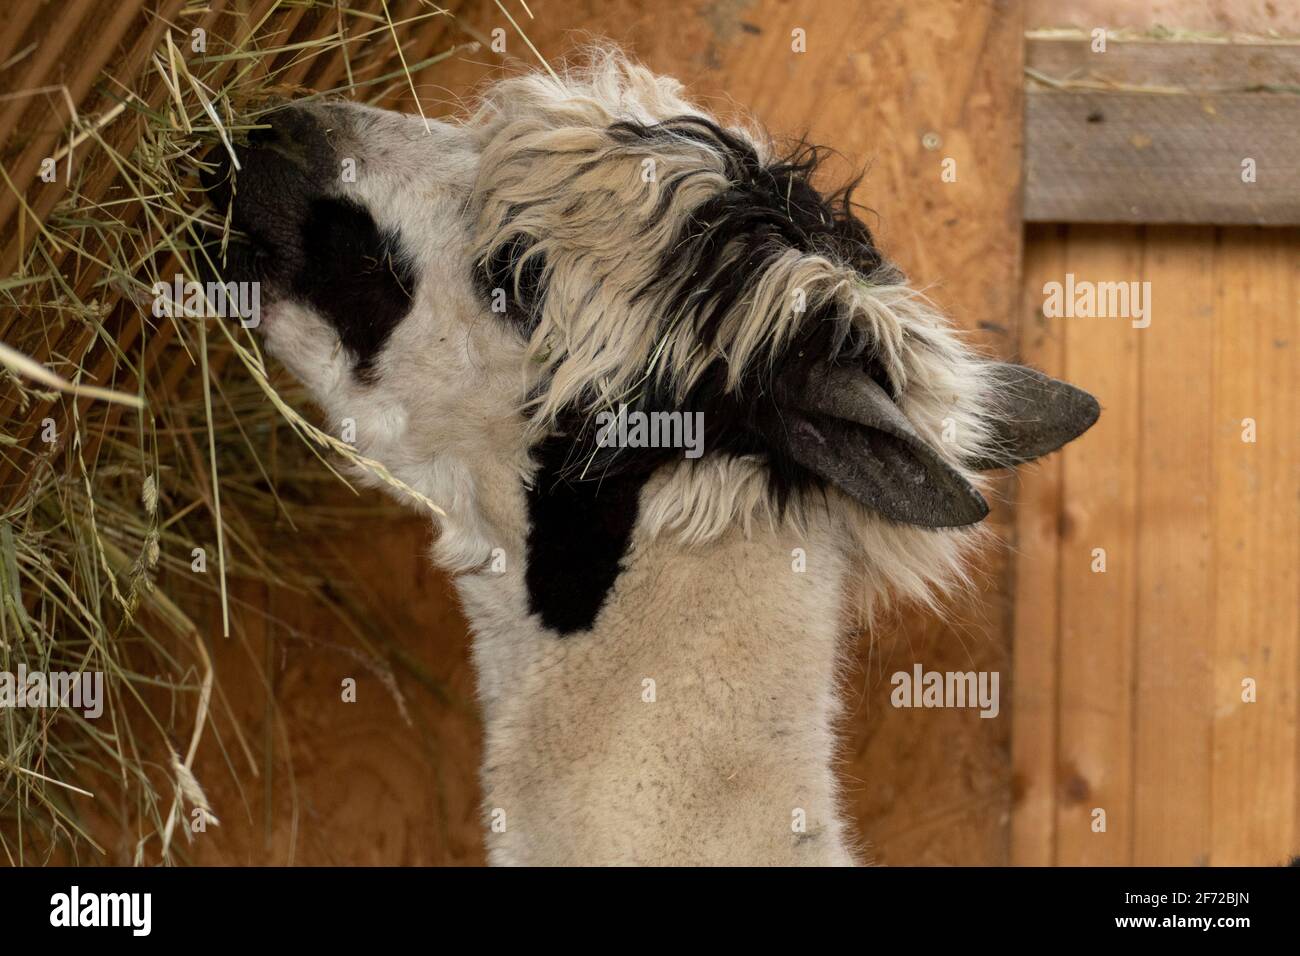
[460,48,1003,617]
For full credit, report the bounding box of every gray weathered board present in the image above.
[1024,39,1300,225]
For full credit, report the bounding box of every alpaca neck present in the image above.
[455,482,856,865]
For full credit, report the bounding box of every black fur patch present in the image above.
[505,116,904,630]
[524,435,649,635]
[611,115,888,311]
[200,108,415,382]
[294,197,415,381]
[568,116,896,511]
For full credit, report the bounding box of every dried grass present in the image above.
[0,0,473,865]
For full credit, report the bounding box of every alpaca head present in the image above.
[204,49,1097,628]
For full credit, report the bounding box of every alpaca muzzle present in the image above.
[199,105,417,376]
[201,105,338,291]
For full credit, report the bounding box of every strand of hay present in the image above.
[0,0,472,865]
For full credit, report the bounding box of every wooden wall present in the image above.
[1013,225,1299,865]
[1012,0,1300,869]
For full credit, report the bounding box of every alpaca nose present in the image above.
[203,107,339,218]
[245,105,321,154]
[201,106,338,284]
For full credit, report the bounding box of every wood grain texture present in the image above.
[0,0,484,866]
[1009,223,1067,866]
[1024,88,1300,225]
[1208,229,1299,865]
[1132,225,1215,865]
[1027,0,1300,35]
[1026,36,1300,91]
[1023,38,1300,225]
[1055,225,1142,865]
[187,517,486,867]
[1011,223,1300,866]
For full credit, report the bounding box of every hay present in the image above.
[0,0,475,865]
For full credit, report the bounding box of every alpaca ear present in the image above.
[784,360,990,528]
[969,364,1100,470]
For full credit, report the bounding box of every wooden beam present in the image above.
[1027,36,1300,90]
[1024,39,1300,225]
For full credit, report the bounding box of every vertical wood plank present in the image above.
[1010,223,1068,865]
[1132,226,1216,864]
[1295,241,1300,864]
[1055,225,1142,865]
[1295,240,1300,864]
[1210,228,1300,865]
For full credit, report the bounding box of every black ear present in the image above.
[969,364,1100,470]
[784,360,990,528]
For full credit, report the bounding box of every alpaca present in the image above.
[203,49,1098,865]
